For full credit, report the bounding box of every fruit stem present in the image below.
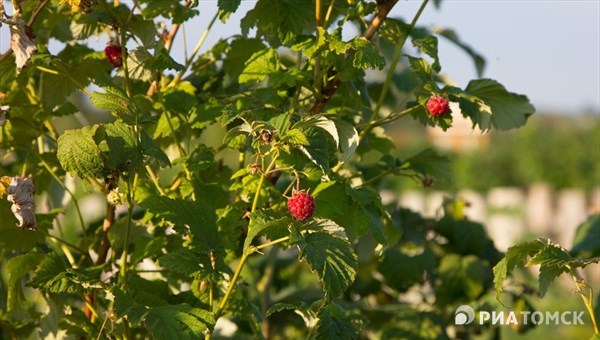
[251,151,279,213]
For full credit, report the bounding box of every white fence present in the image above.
[383,184,600,285]
[383,183,600,251]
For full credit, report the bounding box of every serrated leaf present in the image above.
[95,121,142,169]
[141,129,171,167]
[29,254,102,294]
[239,48,279,84]
[436,254,489,305]
[464,79,535,131]
[435,27,485,77]
[0,200,46,251]
[158,249,203,276]
[493,239,546,301]
[351,38,385,70]
[413,36,440,72]
[334,120,359,163]
[113,288,148,324]
[294,116,339,148]
[244,209,290,252]
[571,214,600,257]
[297,231,357,302]
[282,128,309,146]
[402,148,451,181]
[407,56,433,82]
[315,303,364,340]
[147,48,184,71]
[218,0,242,21]
[138,191,218,252]
[6,253,44,312]
[90,86,135,116]
[57,126,105,178]
[537,265,565,298]
[144,304,215,338]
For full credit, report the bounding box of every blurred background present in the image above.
[1,1,598,338]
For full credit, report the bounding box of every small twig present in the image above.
[309,0,401,114]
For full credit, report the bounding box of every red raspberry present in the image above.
[426,96,450,117]
[287,189,315,221]
[104,43,123,68]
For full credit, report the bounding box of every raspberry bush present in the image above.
[0,0,597,339]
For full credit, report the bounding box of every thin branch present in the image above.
[0,0,50,64]
[309,0,400,114]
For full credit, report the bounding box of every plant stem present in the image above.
[37,154,89,251]
[370,0,429,124]
[251,152,279,212]
[120,28,132,97]
[323,0,336,28]
[569,268,599,334]
[145,165,166,195]
[120,174,136,287]
[214,151,281,321]
[215,251,250,319]
[169,11,218,87]
[255,236,290,251]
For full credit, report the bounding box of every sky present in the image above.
[1,0,599,114]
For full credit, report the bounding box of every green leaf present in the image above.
[57,126,105,178]
[298,128,334,177]
[378,248,436,293]
[297,231,358,302]
[218,0,242,21]
[113,288,148,324]
[0,200,46,251]
[31,256,104,295]
[147,48,184,71]
[223,38,266,80]
[571,214,600,257]
[158,249,204,276]
[435,28,485,77]
[413,36,441,72]
[6,253,44,312]
[350,38,385,70]
[402,148,451,181]
[40,58,104,111]
[315,303,365,340]
[295,116,339,148]
[141,1,199,24]
[493,239,545,301]
[95,121,142,169]
[282,128,310,146]
[138,189,218,251]
[463,79,535,131]
[239,48,280,84]
[436,254,489,305]
[144,304,215,338]
[90,86,135,116]
[162,81,196,114]
[140,129,171,167]
[537,265,566,298]
[334,120,359,163]
[244,209,290,253]
[241,0,313,44]
[407,56,433,82]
